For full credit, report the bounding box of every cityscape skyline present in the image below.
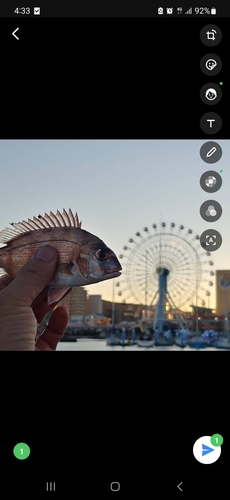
[0,139,229,310]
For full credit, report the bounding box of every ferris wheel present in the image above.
[115,222,214,326]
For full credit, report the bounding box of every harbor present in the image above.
[56,338,226,351]
[53,219,230,352]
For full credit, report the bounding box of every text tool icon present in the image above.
[193,435,222,464]
[200,113,222,134]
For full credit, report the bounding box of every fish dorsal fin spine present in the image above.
[0,209,82,244]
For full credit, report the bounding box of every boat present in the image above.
[106,333,122,346]
[137,331,154,347]
[214,337,230,349]
[187,337,207,349]
[154,329,174,346]
[174,328,190,347]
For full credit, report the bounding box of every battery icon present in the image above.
[211,8,216,14]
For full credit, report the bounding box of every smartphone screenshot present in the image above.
[0,1,228,495]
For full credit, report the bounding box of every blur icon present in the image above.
[206,176,216,187]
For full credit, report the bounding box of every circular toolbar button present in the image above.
[200,54,222,76]
[200,200,222,222]
[193,436,221,464]
[200,83,222,105]
[200,229,222,251]
[200,170,222,193]
[200,25,222,46]
[200,113,222,134]
[200,142,222,163]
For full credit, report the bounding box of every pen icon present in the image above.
[200,142,222,164]
[206,147,217,157]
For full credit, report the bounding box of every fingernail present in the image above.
[36,246,56,262]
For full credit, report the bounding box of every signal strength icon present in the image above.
[185,7,192,14]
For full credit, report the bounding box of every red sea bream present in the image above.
[0,209,122,305]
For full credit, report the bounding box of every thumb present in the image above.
[4,246,58,306]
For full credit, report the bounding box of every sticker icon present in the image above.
[193,435,222,464]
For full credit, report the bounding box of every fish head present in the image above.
[71,235,122,284]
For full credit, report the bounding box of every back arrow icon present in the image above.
[12,28,19,40]
[177,482,183,491]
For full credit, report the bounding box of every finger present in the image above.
[2,246,58,307]
[35,306,69,351]
[33,288,72,324]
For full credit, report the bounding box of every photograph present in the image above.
[0,139,229,350]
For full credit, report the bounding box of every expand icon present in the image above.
[193,434,223,464]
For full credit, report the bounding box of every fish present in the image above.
[0,209,122,305]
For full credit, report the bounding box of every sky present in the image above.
[0,140,229,311]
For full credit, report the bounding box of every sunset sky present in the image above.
[0,140,229,310]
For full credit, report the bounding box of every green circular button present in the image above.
[210,434,223,447]
[13,442,30,460]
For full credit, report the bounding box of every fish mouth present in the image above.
[105,270,122,277]
[105,268,122,275]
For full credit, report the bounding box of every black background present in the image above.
[0,10,229,493]
[0,18,228,138]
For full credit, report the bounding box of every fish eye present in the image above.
[96,248,108,261]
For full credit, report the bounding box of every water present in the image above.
[56,339,218,351]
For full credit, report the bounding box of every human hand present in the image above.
[0,246,70,350]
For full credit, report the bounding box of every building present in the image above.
[59,287,89,316]
[216,270,230,315]
[102,300,151,324]
[88,295,103,315]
